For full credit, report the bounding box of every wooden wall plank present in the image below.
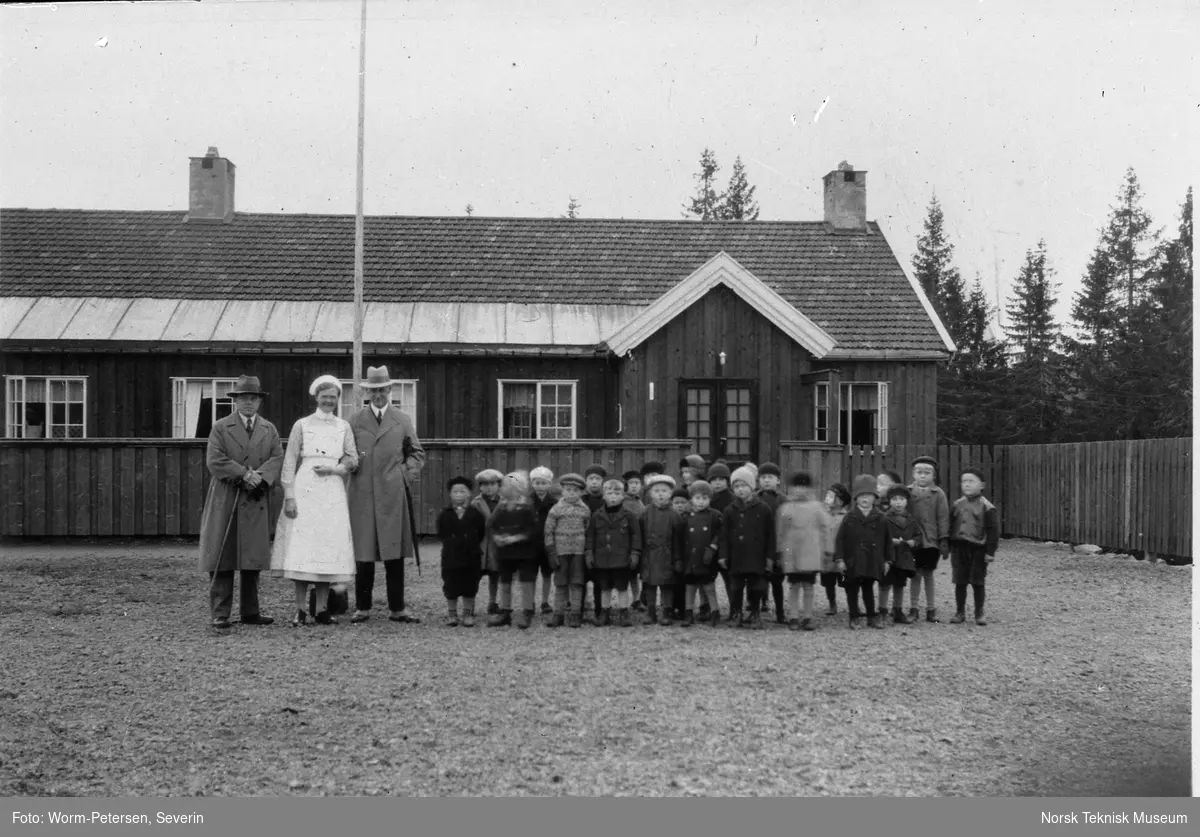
[118,447,136,536]
[1,446,25,535]
[49,447,69,535]
[70,447,91,535]
[26,446,46,536]
[141,447,160,535]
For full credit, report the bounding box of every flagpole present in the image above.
[352,0,367,413]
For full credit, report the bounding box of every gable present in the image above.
[604,252,836,358]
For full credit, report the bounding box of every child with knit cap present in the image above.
[543,473,592,628]
[585,478,642,627]
[880,485,919,624]
[756,463,786,623]
[622,469,647,610]
[530,466,559,616]
[949,468,1000,625]
[581,464,608,622]
[681,479,722,627]
[821,483,851,615]
[776,471,834,631]
[436,476,488,627]
[670,482,696,620]
[641,473,686,626]
[908,456,950,623]
[718,465,777,628]
[486,471,542,630]
[671,486,692,517]
[706,462,734,513]
[834,474,893,629]
[679,454,707,489]
[470,468,504,615]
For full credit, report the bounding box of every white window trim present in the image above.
[5,375,89,439]
[836,381,889,449]
[170,377,240,439]
[337,379,419,429]
[497,379,578,440]
[813,381,830,444]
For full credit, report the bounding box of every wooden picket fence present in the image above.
[781,439,1192,559]
[0,438,689,540]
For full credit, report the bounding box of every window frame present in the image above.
[835,381,889,448]
[496,379,578,440]
[170,377,240,439]
[337,379,419,430]
[5,375,89,439]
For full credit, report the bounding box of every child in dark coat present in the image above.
[437,476,488,627]
[581,464,608,622]
[584,479,643,627]
[486,471,542,630]
[530,466,559,616]
[681,480,722,627]
[949,468,1000,626]
[641,473,686,626]
[756,462,786,623]
[881,485,920,624]
[471,468,504,615]
[821,483,851,615]
[622,469,647,610]
[834,474,894,629]
[718,466,777,629]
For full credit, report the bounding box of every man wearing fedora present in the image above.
[347,366,426,624]
[197,375,284,629]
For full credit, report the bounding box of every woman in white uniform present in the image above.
[271,375,358,625]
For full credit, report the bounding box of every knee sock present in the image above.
[772,580,784,616]
[924,571,936,609]
[600,588,612,608]
[630,576,640,601]
[826,583,837,608]
[702,582,719,614]
[878,583,891,613]
[519,580,536,612]
[973,584,985,612]
[862,583,876,617]
[909,574,922,609]
[698,585,710,608]
[463,596,475,616]
[955,584,968,613]
[685,584,698,611]
[569,584,583,613]
[541,575,552,606]
[499,581,513,611]
[447,598,458,617]
[294,582,308,614]
[554,585,568,615]
[787,583,800,617]
[488,574,499,605]
[802,584,815,620]
[617,589,630,609]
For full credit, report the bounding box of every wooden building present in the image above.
[1,150,953,465]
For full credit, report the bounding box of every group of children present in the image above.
[434,454,1000,631]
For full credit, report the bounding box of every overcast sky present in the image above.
[1,0,1193,327]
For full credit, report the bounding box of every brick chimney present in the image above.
[822,161,866,230]
[187,147,235,222]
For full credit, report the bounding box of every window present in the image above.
[498,380,576,440]
[814,381,830,443]
[337,379,418,430]
[171,378,238,438]
[5,376,88,439]
[839,382,888,448]
[684,386,713,456]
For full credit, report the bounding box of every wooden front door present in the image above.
[680,379,757,464]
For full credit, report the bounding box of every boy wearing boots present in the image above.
[584,479,642,627]
[543,473,591,628]
[471,469,504,615]
[777,471,833,631]
[581,464,608,622]
[681,480,722,627]
[718,466,777,629]
[530,466,559,617]
[486,471,542,629]
[949,468,1000,626]
[834,475,893,629]
[640,473,686,626]
[908,456,950,623]
[821,483,851,616]
[880,485,920,624]
[756,463,786,623]
[622,470,647,610]
[436,476,488,627]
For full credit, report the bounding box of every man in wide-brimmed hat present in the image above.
[197,375,284,629]
[347,365,426,624]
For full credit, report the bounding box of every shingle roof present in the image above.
[0,209,948,353]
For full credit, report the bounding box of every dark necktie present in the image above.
[374,409,382,424]
[245,418,253,436]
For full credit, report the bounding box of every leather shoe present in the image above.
[350,610,370,623]
[211,617,232,630]
[240,614,274,626]
[388,610,421,623]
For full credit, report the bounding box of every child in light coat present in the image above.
[776,471,834,631]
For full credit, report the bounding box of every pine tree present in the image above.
[683,148,723,221]
[1005,239,1059,363]
[465,203,475,217]
[720,156,760,221]
[912,195,967,340]
[563,196,581,219]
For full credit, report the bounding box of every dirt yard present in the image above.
[0,538,1191,797]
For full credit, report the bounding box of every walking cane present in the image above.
[207,480,243,622]
[405,478,421,577]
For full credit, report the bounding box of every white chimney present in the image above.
[822,161,866,230]
[187,147,235,222]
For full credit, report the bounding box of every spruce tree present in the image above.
[912,195,967,342]
[683,148,723,221]
[1140,187,1193,437]
[1005,239,1059,363]
[563,196,581,219]
[1000,244,1064,443]
[721,156,760,221]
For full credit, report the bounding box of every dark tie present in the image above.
[374,409,382,424]
[245,419,253,436]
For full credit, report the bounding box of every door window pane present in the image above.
[685,387,713,456]
[724,387,751,457]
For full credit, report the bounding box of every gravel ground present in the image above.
[0,538,1191,797]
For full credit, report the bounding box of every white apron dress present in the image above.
[271,411,356,583]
